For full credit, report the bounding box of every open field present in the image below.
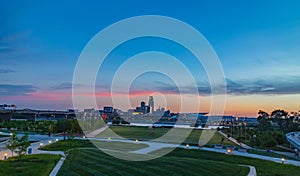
[96,126,234,146]
[56,147,300,176]
[156,148,300,176]
[57,148,249,176]
[0,154,61,176]
[42,139,300,176]
[40,139,148,152]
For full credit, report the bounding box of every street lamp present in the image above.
[55,138,59,142]
[227,149,233,155]
[281,158,285,164]
[40,142,44,147]
[186,144,189,148]
[135,139,139,143]
[4,153,7,160]
[48,140,52,144]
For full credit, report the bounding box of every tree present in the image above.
[220,136,225,145]
[271,109,288,119]
[48,123,54,137]
[257,117,271,131]
[258,110,269,120]
[5,131,18,158]
[259,133,277,148]
[16,134,30,160]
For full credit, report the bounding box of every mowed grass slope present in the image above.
[96,126,234,146]
[0,154,61,176]
[40,139,148,152]
[57,148,300,176]
[57,148,249,176]
[162,148,300,176]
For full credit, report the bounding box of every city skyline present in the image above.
[1,1,300,116]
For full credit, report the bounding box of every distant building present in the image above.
[103,106,113,113]
[84,108,95,114]
[135,101,150,114]
[0,104,17,110]
[148,96,154,113]
[0,107,76,122]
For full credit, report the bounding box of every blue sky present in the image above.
[1,1,300,115]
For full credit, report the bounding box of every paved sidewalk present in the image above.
[49,156,66,176]
[240,165,257,176]
[85,126,108,138]
[218,131,252,149]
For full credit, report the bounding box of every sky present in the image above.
[1,0,300,116]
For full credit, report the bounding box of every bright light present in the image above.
[227,149,232,154]
[83,136,86,139]
[108,137,111,141]
[135,139,139,143]
[48,140,52,144]
[281,158,285,164]
[186,144,189,148]
[4,153,7,156]
[55,138,59,142]
[40,142,44,146]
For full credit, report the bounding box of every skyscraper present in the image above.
[148,96,154,114]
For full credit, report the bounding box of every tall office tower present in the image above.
[141,101,146,108]
[148,96,154,114]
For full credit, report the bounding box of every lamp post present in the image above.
[4,153,7,160]
[281,158,285,164]
[244,120,247,144]
[227,149,232,155]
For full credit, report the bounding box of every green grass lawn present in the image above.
[44,138,300,176]
[57,148,249,176]
[96,126,234,146]
[164,148,300,176]
[247,149,300,161]
[0,154,61,176]
[40,139,148,152]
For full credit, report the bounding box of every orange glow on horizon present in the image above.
[2,90,300,117]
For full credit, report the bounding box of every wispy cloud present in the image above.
[50,82,73,90]
[0,84,36,96]
[50,82,84,90]
[0,46,14,52]
[145,76,300,96]
[0,68,15,74]
[226,76,300,95]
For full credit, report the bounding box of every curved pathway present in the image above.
[2,132,300,176]
[239,165,257,176]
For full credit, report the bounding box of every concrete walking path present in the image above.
[218,131,252,149]
[85,126,108,138]
[240,165,257,176]
[49,156,66,176]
